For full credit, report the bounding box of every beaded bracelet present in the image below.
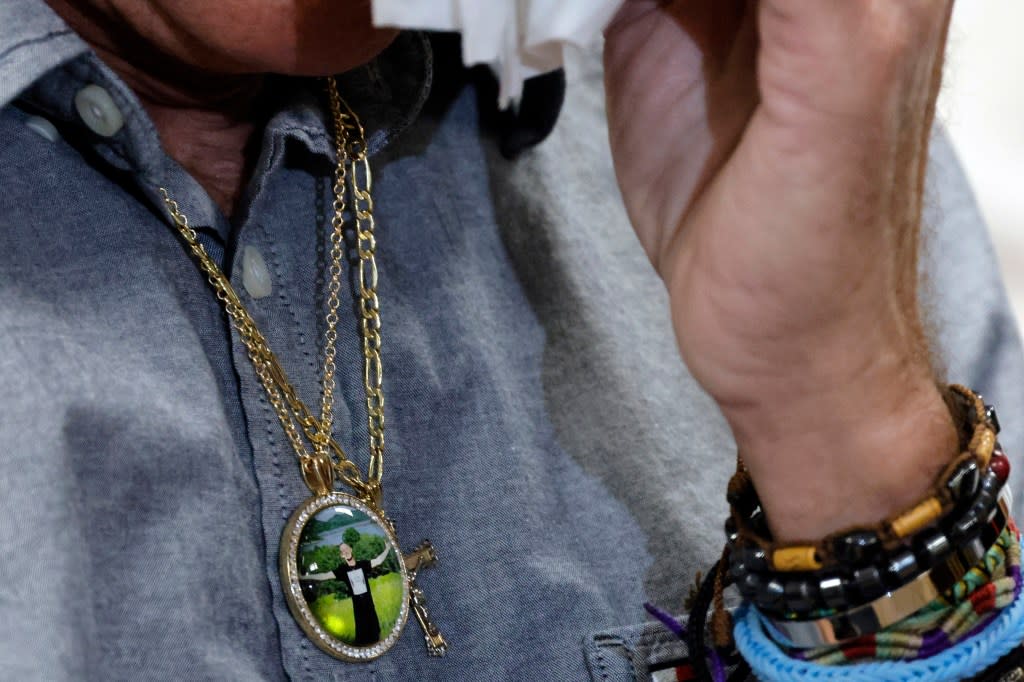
[733,534,1024,682]
[730,460,1011,619]
[726,385,1000,574]
[761,492,1011,648]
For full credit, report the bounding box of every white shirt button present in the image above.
[74,84,124,137]
[242,246,273,299]
[25,116,60,142]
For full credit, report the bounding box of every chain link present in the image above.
[158,76,385,507]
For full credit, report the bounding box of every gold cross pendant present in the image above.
[403,540,448,656]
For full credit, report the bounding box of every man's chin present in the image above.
[218,26,399,77]
[270,28,400,77]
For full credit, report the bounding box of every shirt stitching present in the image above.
[593,639,614,680]
[259,220,315,375]
[0,29,74,64]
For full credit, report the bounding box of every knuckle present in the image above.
[848,3,938,93]
[862,1,947,57]
[864,4,916,58]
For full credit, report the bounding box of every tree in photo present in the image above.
[302,543,341,574]
[343,527,360,546]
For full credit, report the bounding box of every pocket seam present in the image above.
[585,621,689,682]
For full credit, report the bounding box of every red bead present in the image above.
[991,451,1011,482]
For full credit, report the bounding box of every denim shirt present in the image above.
[2,1,1024,680]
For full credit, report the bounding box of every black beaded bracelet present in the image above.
[763,495,1011,648]
[729,458,1010,618]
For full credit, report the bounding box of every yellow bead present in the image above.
[891,497,943,538]
[772,546,822,572]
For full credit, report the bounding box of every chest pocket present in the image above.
[583,616,753,681]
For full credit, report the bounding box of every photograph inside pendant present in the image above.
[297,504,404,647]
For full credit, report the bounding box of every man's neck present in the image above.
[45,0,266,217]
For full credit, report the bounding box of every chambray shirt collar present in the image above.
[0,0,87,108]
[4,0,432,239]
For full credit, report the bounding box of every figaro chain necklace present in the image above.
[159,77,446,662]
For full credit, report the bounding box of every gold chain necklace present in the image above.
[159,77,446,662]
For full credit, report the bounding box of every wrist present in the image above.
[722,354,958,543]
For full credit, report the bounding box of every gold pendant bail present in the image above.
[300,452,335,496]
[364,480,383,512]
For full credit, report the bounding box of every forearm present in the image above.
[605,2,1024,677]
[371,548,389,568]
[607,0,956,543]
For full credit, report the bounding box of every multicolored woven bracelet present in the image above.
[734,536,1024,682]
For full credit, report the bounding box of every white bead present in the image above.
[74,84,124,137]
[242,245,273,299]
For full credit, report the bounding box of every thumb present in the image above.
[756,1,952,122]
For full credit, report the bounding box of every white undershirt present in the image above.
[347,567,368,596]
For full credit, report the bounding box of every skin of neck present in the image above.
[44,0,396,216]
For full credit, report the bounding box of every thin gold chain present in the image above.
[316,83,349,464]
[159,77,385,507]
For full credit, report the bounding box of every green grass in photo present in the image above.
[310,572,405,644]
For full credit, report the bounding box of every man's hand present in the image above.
[604,1,958,541]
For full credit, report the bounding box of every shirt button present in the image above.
[74,84,124,137]
[25,116,60,142]
[242,246,273,299]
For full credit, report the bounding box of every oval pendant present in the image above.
[280,493,411,661]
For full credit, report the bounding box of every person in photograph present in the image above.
[305,542,391,645]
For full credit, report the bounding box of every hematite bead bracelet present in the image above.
[762,496,1011,649]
